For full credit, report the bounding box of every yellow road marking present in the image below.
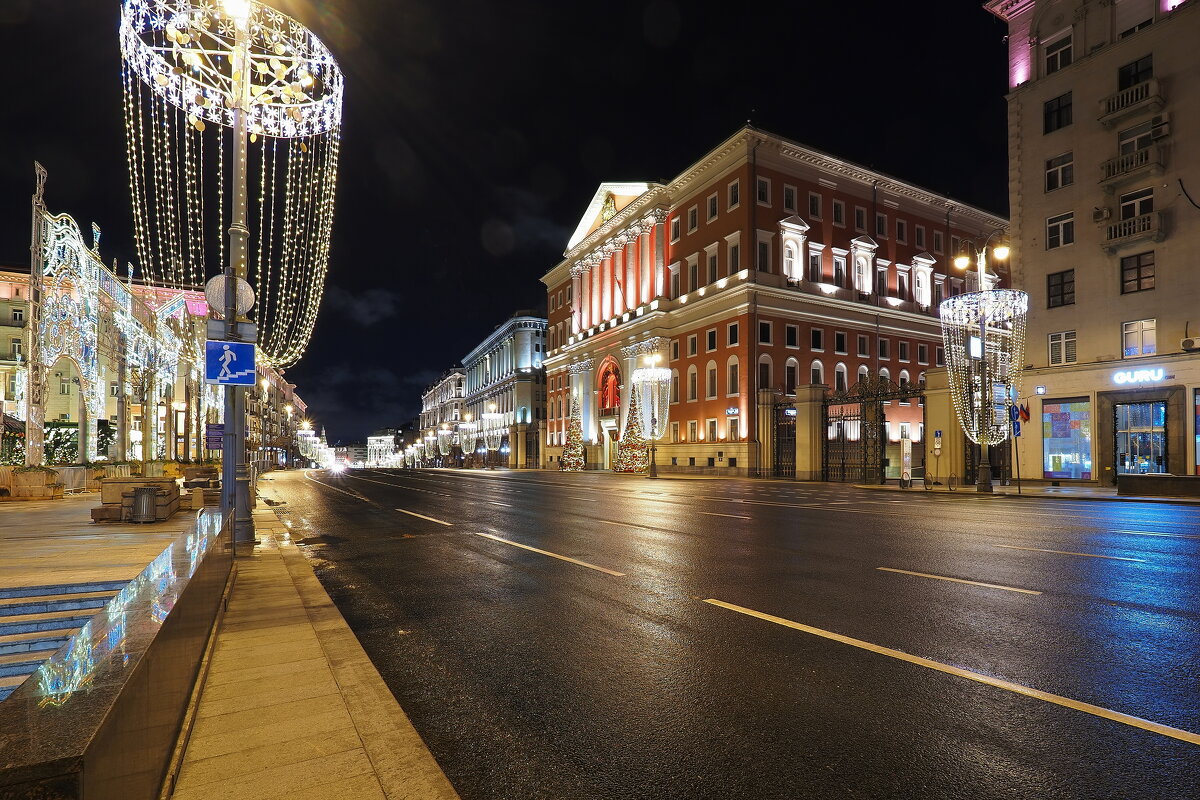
[876,567,1042,595]
[394,508,453,526]
[473,532,625,576]
[704,598,1200,746]
[993,544,1146,562]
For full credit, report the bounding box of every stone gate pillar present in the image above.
[794,384,826,481]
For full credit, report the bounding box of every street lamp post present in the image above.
[953,234,1010,493]
[631,354,671,480]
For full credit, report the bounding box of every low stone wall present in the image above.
[1116,474,1200,497]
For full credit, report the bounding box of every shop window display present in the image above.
[1043,399,1092,479]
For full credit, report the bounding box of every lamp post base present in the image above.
[648,445,658,479]
[976,458,993,493]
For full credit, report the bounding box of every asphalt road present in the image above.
[262,468,1200,799]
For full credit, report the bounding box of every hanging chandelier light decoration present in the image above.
[437,426,454,458]
[631,363,671,442]
[482,409,504,452]
[940,289,1029,446]
[458,418,478,461]
[120,0,343,368]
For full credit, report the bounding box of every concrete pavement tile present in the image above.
[174,727,365,787]
[183,708,357,762]
[196,671,340,718]
[203,656,328,688]
[171,746,376,800]
[187,692,352,738]
[200,663,336,702]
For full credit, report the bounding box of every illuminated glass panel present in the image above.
[1042,398,1092,479]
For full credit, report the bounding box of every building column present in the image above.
[625,235,637,312]
[582,265,593,329]
[654,215,666,298]
[600,255,611,322]
[571,268,583,334]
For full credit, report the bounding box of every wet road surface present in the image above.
[262,468,1200,799]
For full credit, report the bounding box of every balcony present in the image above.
[1104,212,1165,253]
[1098,78,1163,128]
[1099,145,1165,192]
[784,278,938,318]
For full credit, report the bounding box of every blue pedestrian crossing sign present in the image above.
[205,340,256,386]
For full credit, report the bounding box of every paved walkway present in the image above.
[172,502,459,800]
[857,480,1200,504]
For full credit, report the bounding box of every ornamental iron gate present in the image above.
[822,374,924,483]
[772,403,796,478]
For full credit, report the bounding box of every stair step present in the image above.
[0,612,96,638]
[0,628,77,656]
[0,655,43,679]
[0,592,115,618]
[0,580,129,600]
[0,673,28,702]
[0,644,61,664]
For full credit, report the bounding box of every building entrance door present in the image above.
[1114,401,1167,474]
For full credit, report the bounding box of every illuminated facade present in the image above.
[462,312,547,468]
[541,127,1006,475]
[419,369,465,432]
[986,0,1200,481]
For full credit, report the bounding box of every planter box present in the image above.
[100,477,178,506]
[1117,474,1200,497]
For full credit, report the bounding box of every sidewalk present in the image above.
[855,481,1200,505]
[170,499,459,799]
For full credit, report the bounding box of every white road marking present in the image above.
[1111,529,1200,540]
[876,567,1042,595]
[699,511,751,519]
[394,508,453,526]
[305,471,370,501]
[703,598,1200,747]
[473,532,625,576]
[487,501,513,507]
[992,544,1146,562]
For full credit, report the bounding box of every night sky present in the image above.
[0,1,1009,443]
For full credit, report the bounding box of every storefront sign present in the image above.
[1112,367,1164,385]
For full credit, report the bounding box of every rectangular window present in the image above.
[1048,330,1077,365]
[878,338,890,360]
[757,240,770,271]
[854,207,866,232]
[936,346,945,366]
[898,341,910,362]
[688,420,698,442]
[1045,152,1074,191]
[783,185,796,212]
[59,380,70,395]
[670,217,680,243]
[728,180,740,209]
[1045,35,1072,75]
[833,256,847,288]
[728,362,739,394]
[1046,212,1074,249]
[729,244,740,271]
[933,230,944,254]
[707,418,718,442]
[671,270,681,298]
[1043,398,1093,479]
[758,362,770,390]
[857,335,869,357]
[915,225,925,249]
[876,269,888,297]
[1123,319,1156,357]
[10,338,21,359]
[1118,119,1155,156]
[109,381,120,397]
[1121,251,1155,294]
[1118,54,1153,90]
[707,194,719,221]
[808,192,821,219]
[917,343,929,364]
[11,308,23,322]
[757,177,771,205]
[671,339,680,361]
[706,366,717,399]
[689,260,699,291]
[687,334,697,357]
[688,370,698,402]
[706,329,717,352]
[759,321,772,345]
[1119,187,1153,220]
[811,328,824,351]
[875,212,887,237]
[708,252,718,284]
[808,252,821,282]
[671,421,680,443]
[832,200,845,226]
[1044,91,1073,133]
[728,323,739,346]
[785,324,799,348]
[728,418,740,443]
[834,332,847,354]
[688,206,698,233]
[1047,269,1075,308]
[896,219,907,244]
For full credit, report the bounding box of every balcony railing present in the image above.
[1100,145,1165,190]
[1104,211,1164,252]
[784,278,938,317]
[1098,78,1163,127]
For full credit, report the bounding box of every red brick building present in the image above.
[541,127,1007,476]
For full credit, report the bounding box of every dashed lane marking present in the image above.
[473,532,625,576]
[876,567,1042,595]
[992,544,1146,562]
[1111,529,1200,540]
[703,598,1200,747]
[699,511,751,519]
[394,508,453,526]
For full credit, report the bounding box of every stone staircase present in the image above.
[0,580,128,701]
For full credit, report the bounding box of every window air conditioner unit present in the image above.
[1092,207,1111,223]
[1181,337,1200,351]
[1150,114,1170,139]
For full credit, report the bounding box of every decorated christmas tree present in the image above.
[612,391,648,473]
[560,396,586,472]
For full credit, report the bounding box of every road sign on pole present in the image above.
[205,340,256,385]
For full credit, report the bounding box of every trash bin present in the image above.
[132,485,158,523]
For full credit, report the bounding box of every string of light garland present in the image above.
[120,0,343,368]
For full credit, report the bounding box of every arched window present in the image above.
[810,359,824,386]
[914,270,929,306]
[879,367,890,383]
[858,365,870,383]
[687,365,698,401]
[705,360,718,399]
[785,357,799,394]
[899,369,911,388]
[726,355,740,396]
[757,354,773,391]
[855,257,871,292]
[918,371,926,386]
[835,362,848,392]
[784,244,796,278]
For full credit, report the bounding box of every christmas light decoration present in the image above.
[120,0,342,367]
[482,407,503,468]
[560,397,586,472]
[612,390,648,473]
[437,426,453,457]
[457,418,477,466]
[632,355,671,478]
[940,289,1028,446]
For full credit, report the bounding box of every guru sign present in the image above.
[1112,367,1164,385]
